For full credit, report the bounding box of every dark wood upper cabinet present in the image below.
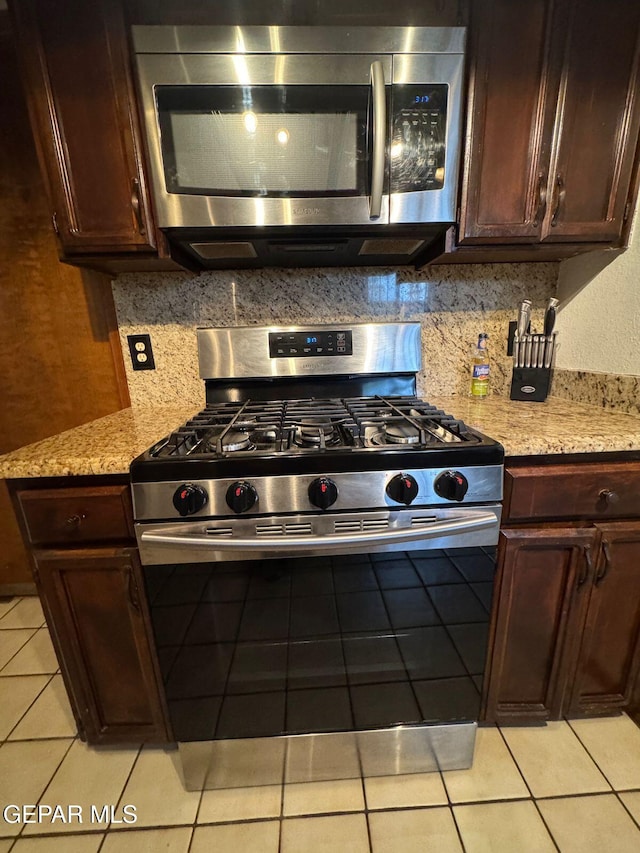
[10,0,155,255]
[541,0,640,242]
[459,0,640,247]
[460,0,556,242]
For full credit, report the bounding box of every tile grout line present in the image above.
[565,716,640,836]
[9,735,77,845]
[563,717,617,791]
[0,597,22,626]
[1,672,55,745]
[360,776,374,853]
[496,726,561,853]
[0,628,41,676]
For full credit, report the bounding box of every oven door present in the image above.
[136,53,391,228]
[139,506,499,788]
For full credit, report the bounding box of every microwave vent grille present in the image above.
[358,239,425,256]
[191,242,258,260]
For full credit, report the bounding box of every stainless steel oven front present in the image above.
[137,499,500,790]
[133,26,466,230]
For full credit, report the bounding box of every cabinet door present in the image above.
[34,547,169,744]
[459,0,557,243]
[483,527,596,725]
[541,0,640,242]
[11,0,155,254]
[567,522,640,716]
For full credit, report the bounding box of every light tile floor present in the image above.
[2,595,640,851]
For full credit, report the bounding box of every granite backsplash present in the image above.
[552,369,640,417]
[112,263,559,408]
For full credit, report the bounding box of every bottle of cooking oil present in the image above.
[470,333,490,398]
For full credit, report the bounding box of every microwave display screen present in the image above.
[157,86,370,198]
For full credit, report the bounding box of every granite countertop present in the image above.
[1,396,640,479]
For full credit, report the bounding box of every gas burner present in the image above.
[293,418,338,447]
[384,423,421,445]
[216,429,254,453]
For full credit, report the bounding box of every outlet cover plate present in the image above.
[127,334,156,371]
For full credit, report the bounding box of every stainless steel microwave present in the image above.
[132,26,466,268]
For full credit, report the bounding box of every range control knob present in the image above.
[308,477,338,510]
[386,473,419,506]
[172,483,208,517]
[434,470,469,502]
[226,481,258,514]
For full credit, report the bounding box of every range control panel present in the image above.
[269,329,353,358]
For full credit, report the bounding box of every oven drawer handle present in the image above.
[140,512,498,552]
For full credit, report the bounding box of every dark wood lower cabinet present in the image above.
[33,546,170,744]
[567,522,640,717]
[484,517,640,725]
[484,527,597,724]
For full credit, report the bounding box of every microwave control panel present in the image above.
[391,84,448,193]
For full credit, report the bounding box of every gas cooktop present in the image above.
[131,394,503,483]
[151,396,479,458]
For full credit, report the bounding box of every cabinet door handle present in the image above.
[131,178,146,235]
[65,513,86,529]
[127,568,141,612]
[51,211,60,236]
[551,173,566,227]
[533,173,547,226]
[595,540,612,586]
[599,489,619,506]
[577,545,592,587]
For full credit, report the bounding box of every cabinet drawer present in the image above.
[505,463,640,521]
[18,486,134,546]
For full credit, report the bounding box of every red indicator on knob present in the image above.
[386,473,419,506]
[226,481,258,514]
[173,483,208,517]
[434,470,469,502]
[309,477,338,509]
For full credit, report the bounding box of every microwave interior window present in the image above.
[156,86,371,198]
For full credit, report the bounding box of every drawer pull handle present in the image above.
[599,489,619,505]
[595,540,612,586]
[65,513,87,529]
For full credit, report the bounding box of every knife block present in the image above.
[510,367,552,402]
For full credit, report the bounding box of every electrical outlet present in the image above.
[127,334,156,371]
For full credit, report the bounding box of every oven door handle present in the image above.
[369,60,386,220]
[140,511,498,553]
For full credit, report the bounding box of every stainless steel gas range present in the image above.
[130,322,504,790]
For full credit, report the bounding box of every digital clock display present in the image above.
[268,329,353,358]
[414,95,431,103]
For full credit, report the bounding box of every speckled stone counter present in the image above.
[1,396,640,479]
[0,405,196,479]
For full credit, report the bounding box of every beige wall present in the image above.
[555,203,640,376]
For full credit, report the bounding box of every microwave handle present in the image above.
[369,61,386,219]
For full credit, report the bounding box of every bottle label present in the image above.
[471,362,490,397]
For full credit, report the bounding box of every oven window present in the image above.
[155,86,373,198]
[144,547,496,742]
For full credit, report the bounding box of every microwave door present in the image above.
[136,53,391,228]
